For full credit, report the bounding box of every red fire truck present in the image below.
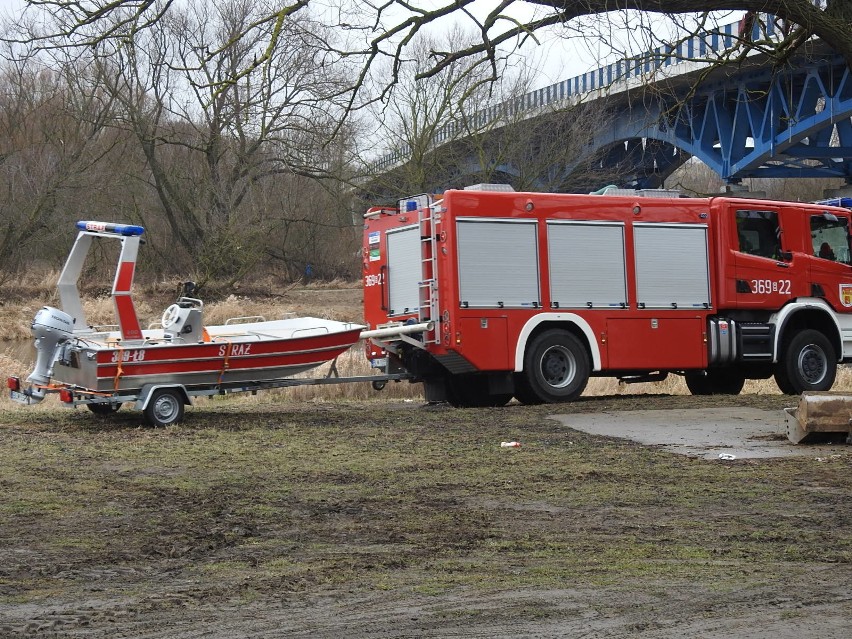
[362,185,852,406]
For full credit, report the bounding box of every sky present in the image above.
[1,0,24,19]
[0,0,610,86]
[368,2,746,90]
[0,1,746,91]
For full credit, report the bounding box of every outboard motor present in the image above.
[26,306,75,402]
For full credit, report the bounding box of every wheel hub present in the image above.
[154,395,179,421]
[541,345,576,388]
[798,345,827,385]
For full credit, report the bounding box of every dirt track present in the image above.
[1,392,850,638]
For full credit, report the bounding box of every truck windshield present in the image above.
[811,214,851,264]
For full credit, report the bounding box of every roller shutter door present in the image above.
[457,219,540,308]
[633,223,711,309]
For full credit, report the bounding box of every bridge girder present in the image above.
[363,43,852,198]
[607,50,852,185]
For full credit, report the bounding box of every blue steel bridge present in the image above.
[364,13,852,195]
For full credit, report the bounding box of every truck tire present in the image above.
[143,388,185,427]
[774,329,837,395]
[684,370,745,395]
[513,374,543,405]
[523,329,589,403]
[446,374,512,408]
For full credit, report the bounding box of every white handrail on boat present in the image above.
[291,326,331,337]
[89,324,120,332]
[225,315,267,325]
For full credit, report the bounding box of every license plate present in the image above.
[370,357,388,369]
[9,390,29,404]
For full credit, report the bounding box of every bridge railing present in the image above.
[368,13,779,175]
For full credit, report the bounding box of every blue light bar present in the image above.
[813,198,852,209]
[76,221,145,236]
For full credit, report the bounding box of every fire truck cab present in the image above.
[363,186,852,406]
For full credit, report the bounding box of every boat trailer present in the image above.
[7,321,432,427]
[6,220,436,427]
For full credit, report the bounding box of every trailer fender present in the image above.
[770,298,845,362]
[135,384,192,411]
[514,314,601,373]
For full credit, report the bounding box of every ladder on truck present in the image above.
[418,197,440,345]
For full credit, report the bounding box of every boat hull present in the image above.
[52,318,363,393]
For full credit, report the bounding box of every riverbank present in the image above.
[1,393,850,638]
[2,285,851,637]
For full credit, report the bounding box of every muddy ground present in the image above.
[1,392,850,638]
[1,283,851,636]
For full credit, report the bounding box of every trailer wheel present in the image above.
[774,329,836,395]
[144,388,185,427]
[523,329,589,403]
[87,402,122,415]
[684,370,745,395]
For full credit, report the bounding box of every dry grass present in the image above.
[7,282,852,413]
[0,267,64,300]
[0,281,364,339]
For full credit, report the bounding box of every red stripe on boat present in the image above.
[114,261,135,293]
[114,294,143,340]
[94,328,361,381]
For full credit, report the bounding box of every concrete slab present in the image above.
[551,407,850,460]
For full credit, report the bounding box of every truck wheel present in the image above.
[446,374,512,407]
[423,377,449,403]
[87,402,122,415]
[513,374,543,405]
[523,329,589,403]
[143,388,185,427]
[774,329,837,394]
[684,370,745,395]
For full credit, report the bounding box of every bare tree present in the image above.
[5,1,849,285]
[11,1,852,98]
[0,48,125,282]
[452,86,624,193]
[76,0,355,284]
[365,27,513,196]
[364,28,624,200]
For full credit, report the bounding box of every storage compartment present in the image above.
[457,317,510,370]
[386,225,421,316]
[606,317,707,369]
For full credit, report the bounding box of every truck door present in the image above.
[733,208,807,307]
[807,211,852,309]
